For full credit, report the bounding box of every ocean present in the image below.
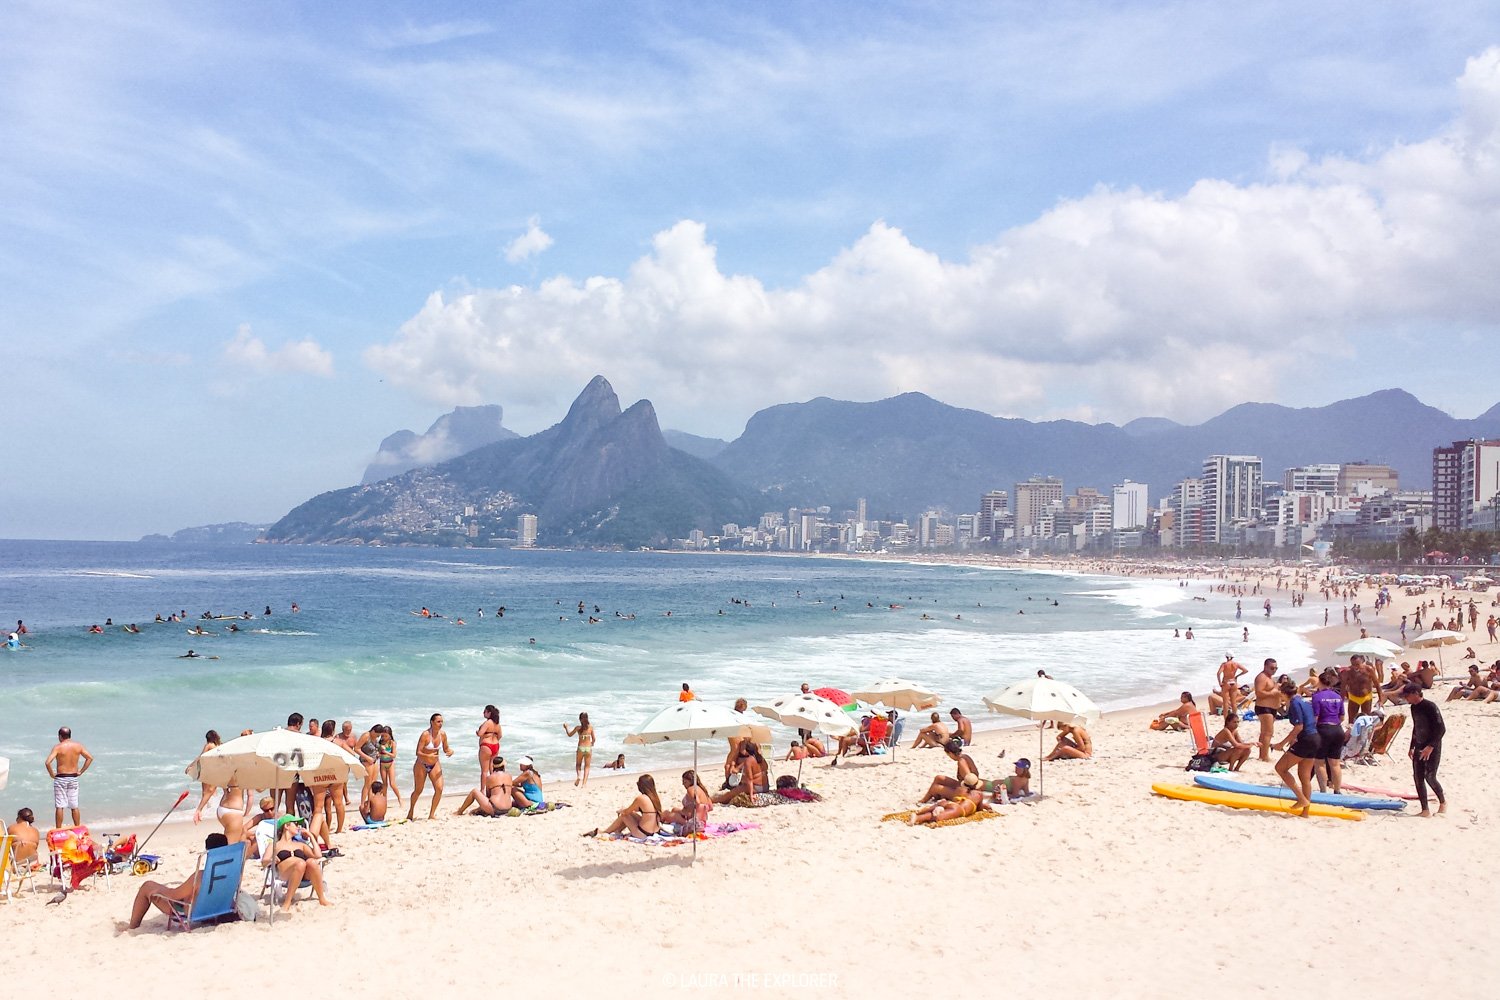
[0,541,1322,823]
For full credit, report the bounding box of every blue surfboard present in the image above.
[1193,774,1405,811]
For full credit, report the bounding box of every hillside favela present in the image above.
[5,5,1500,1000]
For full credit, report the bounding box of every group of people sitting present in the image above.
[452,756,547,816]
[582,770,716,839]
[909,739,1033,824]
[1446,662,1500,703]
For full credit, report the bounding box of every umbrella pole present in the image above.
[1038,723,1045,799]
[692,740,699,865]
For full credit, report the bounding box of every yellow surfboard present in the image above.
[1151,782,1364,822]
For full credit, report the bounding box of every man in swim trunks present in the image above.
[1344,654,1377,724]
[1252,658,1280,762]
[949,708,973,745]
[45,726,93,828]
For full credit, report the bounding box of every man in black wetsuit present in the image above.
[1403,682,1447,818]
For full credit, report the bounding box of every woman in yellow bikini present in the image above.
[564,712,595,786]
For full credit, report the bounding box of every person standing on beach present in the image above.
[407,713,453,821]
[477,705,502,785]
[44,727,93,828]
[1252,659,1280,762]
[564,711,594,786]
[1344,655,1376,724]
[1272,678,1319,817]
[1404,683,1447,817]
[1218,653,1247,721]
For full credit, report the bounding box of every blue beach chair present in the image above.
[155,842,246,931]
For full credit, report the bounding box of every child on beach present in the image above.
[360,781,388,823]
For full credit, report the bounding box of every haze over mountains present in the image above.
[267,383,1500,546]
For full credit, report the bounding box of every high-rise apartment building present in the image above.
[979,490,1008,538]
[1433,440,1500,530]
[1282,464,1340,494]
[1337,463,1399,495]
[517,513,538,547]
[1202,455,1262,544]
[1170,477,1205,547]
[1111,480,1149,531]
[1013,477,1063,533]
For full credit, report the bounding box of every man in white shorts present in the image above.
[45,726,94,828]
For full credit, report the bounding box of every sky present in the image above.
[5,1,1500,539]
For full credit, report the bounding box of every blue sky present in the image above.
[5,1,1500,538]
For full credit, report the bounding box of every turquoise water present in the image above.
[0,542,1320,822]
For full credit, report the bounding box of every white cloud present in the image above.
[224,324,334,377]
[364,47,1500,434]
[504,217,554,263]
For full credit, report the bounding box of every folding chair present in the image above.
[156,842,246,931]
[1,835,40,901]
[45,826,108,892]
[255,819,322,922]
[1369,714,1405,763]
[1184,712,1215,771]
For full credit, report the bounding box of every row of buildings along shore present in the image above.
[676,440,1500,554]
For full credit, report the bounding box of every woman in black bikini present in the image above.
[265,816,331,911]
[584,774,662,838]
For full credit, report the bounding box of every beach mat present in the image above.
[881,809,1002,828]
[608,821,759,847]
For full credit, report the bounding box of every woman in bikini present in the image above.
[912,785,987,824]
[563,711,594,786]
[477,705,502,785]
[316,719,348,835]
[214,781,248,844]
[352,724,380,804]
[584,774,662,838]
[375,725,402,805]
[920,739,981,802]
[407,713,453,821]
[661,769,713,834]
[454,756,514,816]
[192,730,222,824]
[264,816,331,912]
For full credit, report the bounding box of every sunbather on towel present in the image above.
[455,758,513,816]
[911,787,987,825]
[661,770,713,834]
[126,833,227,929]
[584,775,662,838]
[921,739,980,803]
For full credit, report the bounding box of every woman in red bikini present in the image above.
[476,705,502,786]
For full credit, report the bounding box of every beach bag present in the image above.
[1185,751,1215,772]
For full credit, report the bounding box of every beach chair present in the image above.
[1369,714,1405,763]
[154,842,246,931]
[45,826,107,891]
[1184,712,1216,771]
[254,819,322,920]
[1342,714,1379,764]
[1,834,40,901]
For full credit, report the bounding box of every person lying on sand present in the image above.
[600,753,626,771]
[911,787,987,824]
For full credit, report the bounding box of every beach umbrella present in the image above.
[1465,575,1494,584]
[1407,629,1466,672]
[1333,637,1404,661]
[0,755,8,792]
[754,693,857,782]
[184,728,364,790]
[981,677,1101,798]
[849,679,940,764]
[625,703,764,861]
[812,687,853,708]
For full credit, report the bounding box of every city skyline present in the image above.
[6,4,1500,538]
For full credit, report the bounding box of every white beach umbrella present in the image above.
[0,755,8,792]
[1407,629,1467,672]
[982,677,1102,798]
[754,693,857,781]
[1332,637,1404,661]
[849,678,940,712]
[625,703,766,861]
[184,728,363,790]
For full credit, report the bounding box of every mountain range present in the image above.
[267,384,1500,546]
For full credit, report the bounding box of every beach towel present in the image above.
[881,809,1002,829]
[491,802,571,817]
[723,788,824,808]
[606,821,759,847]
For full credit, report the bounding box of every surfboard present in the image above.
[1151,782,1364,821]
[185,629,216,637]
[1343,784,1420,801]
[1194,774,1404,811]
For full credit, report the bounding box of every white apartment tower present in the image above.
[517,514,538,547]
[1202,455,1263,544]
[1111,480,1149,531]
